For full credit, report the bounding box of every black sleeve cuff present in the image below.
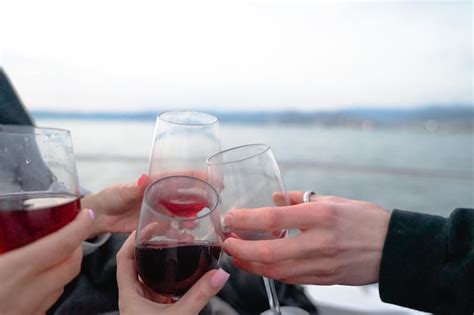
[379,209,446,312]
[379,208,474,314]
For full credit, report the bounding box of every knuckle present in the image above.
[318,235,339,257]
[319,204,337,226]
[264,210,280,230]
[258,245,276,264]
[264,265,286,280]
[315,260,340,279]
[321,265,338,277]
[192,284,209,305]
[116,248,125,261]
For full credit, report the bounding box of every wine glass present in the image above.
[207,143,309,315]
[148,111,221,180]
[0,124,81,254]
[134,175,222,301]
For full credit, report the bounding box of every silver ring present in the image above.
[303,191,316,203]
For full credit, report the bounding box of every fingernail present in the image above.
[87,209,95,221]
[223,214,233,228]
[136,173,147,186]
[210,268,230,289]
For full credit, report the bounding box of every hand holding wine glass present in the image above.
[81,173,151,238]
[133,176,224,301]
[222,191,390,286]
[0,124,97,313]
[117,231,230,315]
[0,208,95,314]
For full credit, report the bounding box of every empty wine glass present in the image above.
[134,175,222,302]
[207,144,309,315]
[148,111,221,181]
[0,124,81,254]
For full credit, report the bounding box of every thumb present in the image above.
[176,269,229,314]
[22,208,95,272]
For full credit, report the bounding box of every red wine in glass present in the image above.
[135,240,221,297]
[0,192,81,254]
[158,194,209,217]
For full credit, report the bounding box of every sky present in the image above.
[1,0,472,112]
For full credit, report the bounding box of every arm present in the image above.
[222,192,474,313]
[379,208,474,314]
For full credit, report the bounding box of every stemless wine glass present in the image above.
[0,124,81,254]
[135,176,222,301]
[148,111,221,180]
[207,144,309,315]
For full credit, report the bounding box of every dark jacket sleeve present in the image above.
[0,68,34,125]
[379,208,474,314]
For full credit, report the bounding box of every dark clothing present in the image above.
[0,68,34,125]
[0,69,54,192]
[379,208,474,315]
[48,234,318,315]
[218,254,318,315]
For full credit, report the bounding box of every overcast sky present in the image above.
[1,0,472,112]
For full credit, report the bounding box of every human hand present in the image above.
[81,174,150,237]
[117,232,229,315]
[0,208,95,314]
[222,191,391,285]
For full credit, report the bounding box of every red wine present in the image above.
[0,193,80,254]
[159,195,209,217]
[135,241,221,297]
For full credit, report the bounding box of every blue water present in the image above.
[37,119,474,217]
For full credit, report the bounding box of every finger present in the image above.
[136,173,151,189]
[116,232,139,295]
[223,235,311,264]
[35,246,83,291]
[38,287,65,313]
[15,208,94,272]
[126,173,150,201]
[23,247,82,311]
[177,269,229,314]
[231,257,337,284]
[224,202,330,231]
[273,191,350,205]
[280,275,337,285]
[272,191,304,206]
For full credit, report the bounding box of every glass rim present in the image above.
[206,143,271,166]
[158,110,218,127]
[0,124,72,137]
[142,175,220,222]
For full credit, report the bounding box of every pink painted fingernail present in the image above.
[210,268,230,289]
[87,209,95,221]
[136,173,147,186]
[223,214,233,228]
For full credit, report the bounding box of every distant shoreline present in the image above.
[32,106,474,131]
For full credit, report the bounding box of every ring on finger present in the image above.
[303,191,316,203]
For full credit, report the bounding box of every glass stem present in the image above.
[263,277,281,315]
